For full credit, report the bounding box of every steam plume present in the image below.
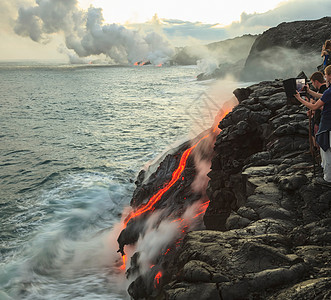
[14,0,175,64]
[135,201,207,275]
[197,58,219,76]
[242,46,321,81]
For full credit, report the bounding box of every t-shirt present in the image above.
[319,84,328,94]
[314,84,328,126]
[316,86,331,150]
[320,86,331,132]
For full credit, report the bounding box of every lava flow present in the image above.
[154,271,162,288]
[117,107,230,274]
[193,200,210,218]
[123,131,213,227]
[119,254,127,271]
[134,60,151,66]
[122,107,229,229]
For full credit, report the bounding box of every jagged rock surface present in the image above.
[121,78,330,298]
[159,79,331,299]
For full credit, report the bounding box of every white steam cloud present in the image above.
[135,201,207,275]
[243,46,322,81]
[136,211,179,275]
[14,0,175,64]
[197,58,219,76]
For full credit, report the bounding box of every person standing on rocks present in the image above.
[321,40,331,71]
[295,65,331,185]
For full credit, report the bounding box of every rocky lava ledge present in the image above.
[124,79,331,299]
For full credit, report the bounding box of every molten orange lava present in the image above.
[134,61,139,66]
[171,218,183,223]
[120,254,127,270]
[154,271,162,288]
[156,63,162,67]
[193,200,210,218]
[123,133,211,227]
[122,108,228,228]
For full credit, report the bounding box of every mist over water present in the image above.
[0,63,243,299]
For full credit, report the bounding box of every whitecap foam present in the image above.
[0,171,132,299]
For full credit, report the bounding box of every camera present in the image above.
[283,78,307,96]
[283,77,308,105]
[296,79,307,96]
[299,85,307,96]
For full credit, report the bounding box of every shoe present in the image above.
[312,177,331,187]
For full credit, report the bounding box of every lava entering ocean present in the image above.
[134,61,152,66]
[115,105,231,298]
[121,108,229,231]
[122,132,212,228]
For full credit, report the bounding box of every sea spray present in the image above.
[0,172,131,299]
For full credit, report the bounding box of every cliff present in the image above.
[197,17,331,81]
[191,80,330,299]
[172,34,257,66]
[119,78,330,299]
[242,17,331,81]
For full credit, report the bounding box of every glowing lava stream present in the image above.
[123,128,217,228]
[119,254,127,270]
[154,271,162,288]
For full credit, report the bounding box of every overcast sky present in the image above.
[0,0,330,61]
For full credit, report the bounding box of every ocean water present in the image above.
[0,62,238,299]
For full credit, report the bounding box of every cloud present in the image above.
[128,0,331,46]
[0,0,28,33]
[163,20,228,44]
[2,0,331,61]
[13,0,175,64]
[128,18,229,46]
[226,0,331,36]
[0,0,68,60]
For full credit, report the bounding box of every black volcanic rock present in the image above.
[117,146,201,254]
[242,17,331,81]
[116,131,216,297]
[247,17,331,52]
[160,79,330,299]
[119,71,330,298]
